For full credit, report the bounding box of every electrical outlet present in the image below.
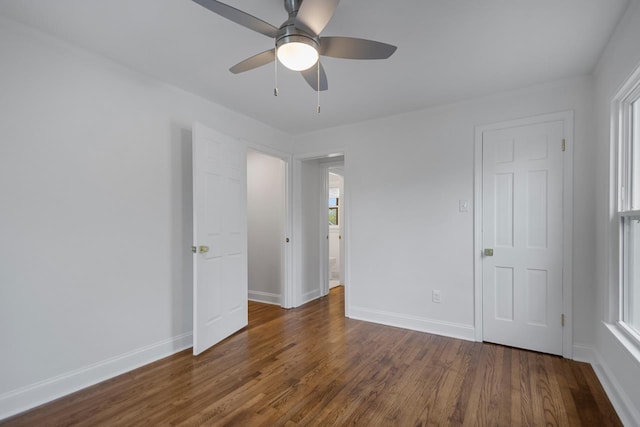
[432,290,441,303]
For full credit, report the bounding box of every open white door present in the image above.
[192,123,247,356]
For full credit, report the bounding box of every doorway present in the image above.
[247,149,288,307]
[474,112,574,357]
[293,153,348,313]
[327,168,344,290]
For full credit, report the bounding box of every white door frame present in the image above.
[246,141,293,309]
[473,111,574,358]
[292,149,349,316]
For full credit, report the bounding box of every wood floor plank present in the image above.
[516,349,535,426]
[509,348,523,427]
[1,287,622,426]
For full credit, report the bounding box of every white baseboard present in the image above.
[248,290,281,306]
[349,306,476,342]
[571,343,639,426]
[299,289,322,306]
[572,343,597,364]
[0,332,193,421]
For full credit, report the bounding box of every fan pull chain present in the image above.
[274,46,279,97]
[316,61,321,114]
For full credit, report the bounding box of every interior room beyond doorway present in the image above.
[328,169,344,289]
[247,149,286,306]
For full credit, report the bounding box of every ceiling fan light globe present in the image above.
[277,41,319,71]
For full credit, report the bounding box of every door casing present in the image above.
[473,111,574,358]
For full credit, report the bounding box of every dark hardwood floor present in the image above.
[2,286,621,426]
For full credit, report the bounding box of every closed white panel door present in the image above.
[193,123,247,356]
[482,121,564,355]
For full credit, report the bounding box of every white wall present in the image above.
[293,76,596,344]
[0,18,291,419]
[593,0,640,422]
[247,150,285,305]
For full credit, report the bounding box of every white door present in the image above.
[482,120,564,355]
[192,123,248,356]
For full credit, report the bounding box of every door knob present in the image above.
[199,245,210,254]
[484,248,494,256]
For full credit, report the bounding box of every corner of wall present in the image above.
[590,337,640,426]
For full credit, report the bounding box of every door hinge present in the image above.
[562,139,566,152]
[561,314,565,327]
[191,246,197,253]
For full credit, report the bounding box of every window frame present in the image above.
[613,63,640,354]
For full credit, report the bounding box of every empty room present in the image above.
[1,0,640,425]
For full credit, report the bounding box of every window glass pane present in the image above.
[328,208,338,225]
[623,217,640,334]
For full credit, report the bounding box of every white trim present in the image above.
[283,156,294,309]
[564,340,639,425]
[246,140,290,161]
[609,322,640,365]
[320,162,330,297]
[300,288,322,306]
[349,306,476,342]
[473,126,484,342]
[248,291,282,305]
[610,60,640,338]
[572,343,597,364]
[291,158,302,307]
[473,111,575,358]
[343,150,350,318]
[590,333,640,427]
[0,333,192,421]
[562,111,575,359]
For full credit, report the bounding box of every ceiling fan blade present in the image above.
[192,0,278,38]
[230,49,276,74]
[295,0,340,36]
[321,37,397,59]
[301,62,328,91]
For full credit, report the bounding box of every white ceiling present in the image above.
[0,0,629,134]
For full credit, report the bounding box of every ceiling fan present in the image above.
[192,0,397,92]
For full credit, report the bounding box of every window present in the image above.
[329,197,339,226]
[329,187,339,226]
[616,69,640,340]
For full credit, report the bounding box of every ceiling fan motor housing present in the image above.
[276,2,320,53]
[276,0,320,71]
